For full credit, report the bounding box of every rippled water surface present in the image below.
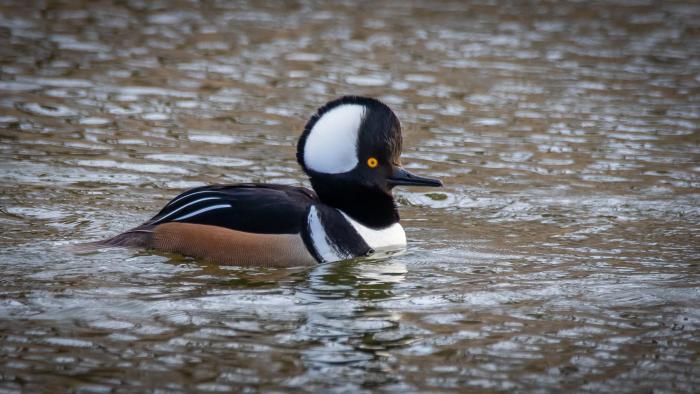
[1,0,700,392]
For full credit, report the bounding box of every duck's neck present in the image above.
[310,179,399,229]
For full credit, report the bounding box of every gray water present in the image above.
[1,0,699,392]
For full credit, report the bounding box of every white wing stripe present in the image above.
[152,197,221,224]
[173,204,231,221]
[166,190,221,207]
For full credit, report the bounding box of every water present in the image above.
[1,0,699,392]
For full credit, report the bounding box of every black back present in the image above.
[145,184,317,235]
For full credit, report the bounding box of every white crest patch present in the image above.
[340,212,406,250]
[304,104,365,174]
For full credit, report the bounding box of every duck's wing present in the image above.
[143,183,318,234]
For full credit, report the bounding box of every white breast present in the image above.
[340,212,406,250]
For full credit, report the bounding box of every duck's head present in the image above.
[297,96,442,198]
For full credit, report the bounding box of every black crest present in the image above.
[296,96,403,176]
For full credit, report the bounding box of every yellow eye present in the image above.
[367,157,378,168]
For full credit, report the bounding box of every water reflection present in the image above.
[307,257,406,301]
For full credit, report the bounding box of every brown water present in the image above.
[1,0,699,392]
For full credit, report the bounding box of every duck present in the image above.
[98,96,442,266]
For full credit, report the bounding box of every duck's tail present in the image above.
[69,228,154,253]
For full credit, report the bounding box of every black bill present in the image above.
[387,167,443,187]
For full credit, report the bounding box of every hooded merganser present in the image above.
[99,96,442,266]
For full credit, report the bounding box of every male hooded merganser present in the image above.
[99,96,442,266]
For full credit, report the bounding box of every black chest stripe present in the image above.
[301,204,372,263]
